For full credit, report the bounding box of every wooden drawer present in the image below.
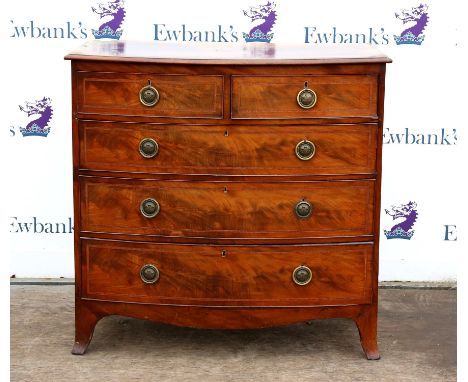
[231,75,378,119]
[80,177,374,240]
[79,121,377,176]
[76,72,223,118]
[82,239,373,306]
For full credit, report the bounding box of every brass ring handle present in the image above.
[139,80,160,107]
[292,265,312,286]
[297,82,317,109]
[140,198,160,218]
[295,140,316,161]
[295,200,313,219]
[139,138,159,158]
[140,264,160,284]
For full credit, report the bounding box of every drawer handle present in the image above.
[295,140,316,161]
[297,82,317,109]
[295,199,313,219]
[292,265,312,286]
[140,198,160,218]
[140,264,160,284]
[139,80,160,107]
[139,138,159,158]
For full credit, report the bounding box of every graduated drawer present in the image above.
[75,72,223,118]
[82,239,373,306]
[80,177,374,240]
[231,75,378,119]
[79,121,377,176]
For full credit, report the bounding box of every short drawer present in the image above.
[79,121,377,176]
[82,239,373,306]
[231,75,378,119]
[80,177,374,240]
[76,72,223,118]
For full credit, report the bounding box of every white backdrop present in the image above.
[1,0,465,280]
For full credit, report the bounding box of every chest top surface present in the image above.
[65,40,391,65]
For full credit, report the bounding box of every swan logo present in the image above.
[91,0,126,40]
[242,1,277,43]
[17,97,53,137]
[384,201,419,240]
[394,4,429,45]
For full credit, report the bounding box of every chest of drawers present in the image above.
[66,41,390,359]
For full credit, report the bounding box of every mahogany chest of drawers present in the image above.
[66,41,391,359]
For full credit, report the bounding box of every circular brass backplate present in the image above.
[292,265,312,286]
[295,140,316,161]
[140,264,160,284]
[295,200,313,219]
[139,85,160,107]
[297,88,317,109]
[140,198,160,218]
[139,138,159,158]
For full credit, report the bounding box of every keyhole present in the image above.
[224,130,229,137]
[304,81,308,88]
[221,250,227,258]
[224,186,228,193]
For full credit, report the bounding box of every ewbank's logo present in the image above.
[10,217,73,234]
[394,4,429,45]
[384,201,419,240]
[92,0,125,40]
[242,1,276,43]
[18,97,53,137]
[383,128,457,145]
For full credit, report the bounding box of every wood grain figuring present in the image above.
[88,300,369,328]
[77,72,223,118]
[80,177,374,239]
[80,121,377,176]
[231,75,377,119]
[82,239,372,306]
[67,41,390,359]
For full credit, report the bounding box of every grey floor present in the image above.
[11,286,456,382]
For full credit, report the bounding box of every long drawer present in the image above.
[79,121,377,176]
[80,177,375,239]
[75,72,224,118]
[82,239,373,306]
[231,75,378,119]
